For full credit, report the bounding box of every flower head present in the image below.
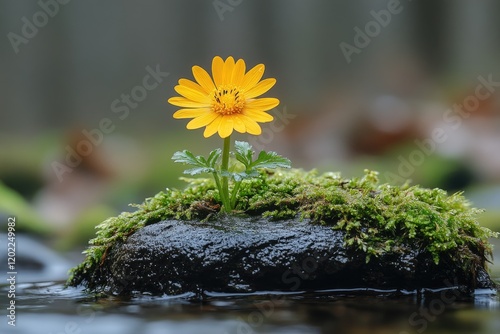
[169,56,279,138]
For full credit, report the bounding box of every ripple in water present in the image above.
[0,281,498,334]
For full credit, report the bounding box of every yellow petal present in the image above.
[241,64,265,91]
[212,56,224,87]
[222,56,235,85]
[244,78,276,99]
[218,116,234,138]
[173,108,211,119]
[186,111,219,129]
[178,78,207,95]
[240,115,262,135]
[245,98,280,111]
[243,109,274,122]
[233,115,246,133]
[168,97,210,108]
[192,66,215,93]
[231,59,246,87]
[174,85,211,104]
[203,116,222,138]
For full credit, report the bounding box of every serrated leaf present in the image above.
[172,150,215,176]
[183,167,215,175]
[250,151,291,170]
[207,148,222,168]
[220,170,259,181]
[234,171,260,181]
[234,141,254,168]
[234,141,291,171]
[172,150,199,165]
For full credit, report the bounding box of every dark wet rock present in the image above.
[72,217,496,296]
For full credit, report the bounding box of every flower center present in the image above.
[212,85,245,115]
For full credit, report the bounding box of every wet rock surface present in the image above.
[75,217,496,296]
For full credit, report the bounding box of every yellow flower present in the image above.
[169,56,279,138]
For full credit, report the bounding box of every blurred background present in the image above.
[1,0,500,273]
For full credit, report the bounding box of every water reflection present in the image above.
[1,281,498,334]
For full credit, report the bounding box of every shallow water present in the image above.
[1,239,499,334]
[1,282,499,334]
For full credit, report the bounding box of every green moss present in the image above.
[68,169,498,285]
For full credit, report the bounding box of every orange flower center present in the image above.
[212,85,245,115]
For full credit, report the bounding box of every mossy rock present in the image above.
[68,169,498,296]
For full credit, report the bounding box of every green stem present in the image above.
[212,171,224,205]
[230,180,242,209]
[221,136,232,212]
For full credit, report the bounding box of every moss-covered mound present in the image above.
[68,169,498,288]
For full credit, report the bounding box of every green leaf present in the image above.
[234,141,254,169]
[234,141,291,171]
[221,170,260,182]
[207,148,222,168]
[172,150,199,165]
[182,167,215,175]
[172,150,217,175]
[250,151,291,170]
